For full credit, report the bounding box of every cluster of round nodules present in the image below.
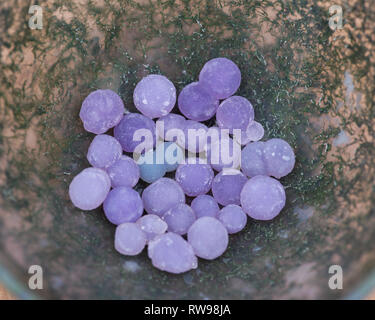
[69,57,296,274]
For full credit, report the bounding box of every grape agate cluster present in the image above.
[70,57,296,274]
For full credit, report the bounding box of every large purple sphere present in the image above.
[142,178,185,216]
[133,75,176,119]
[191,195,219,218]
[188,217,229,260]
[163,203,196,235]
[136,214,168,242]
[69,167,111,210]
[218,204,247,234]
[103,187,143,225]
[156,113,186,141]
[241,141,268,178]
[106,155,140,188]
[240,175,286,220]
[148,233,198,274]
[178,82,219,121]
[80,89,124,134]
[211,169,248,206]
[115,223,146,256]
[114,113,156,153]
[175,161,214,197]
[87,134,122,169]
[199,57,241,99]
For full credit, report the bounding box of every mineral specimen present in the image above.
[87,134,122,169]
[190,194,219,218]
[115,223,147,256]
[163,203,196,235]
[107,155,140,188]
[217,204,247,234]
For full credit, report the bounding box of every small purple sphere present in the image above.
[199,57,241,99]
[115,223,147,256]
[142,178,185,216]
[191,195,219,218]
[241,141,268,178]
[133,75,176,119]
[136,214,168,242]
[178,82,219,121]
[218,204,247,234]
[69,167,111,210]
[80,89,125,134]
[106,155,140,188]
[175,161,214,197]
[235,121,264,145]
[240,175,286,221]
[87,134,122,169]
[156,113,186,141]
[188,217,229,260]
[163,203,196,235]
[114,113,156,153]
[103,187,143,225]
[148,233,198,274]
[211,169,248,206]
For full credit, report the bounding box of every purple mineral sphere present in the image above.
[188,217,229,260]
[263,138,295,179]
[133,75,176,119]
[241,141,268,178]
[142,178,185,216]
[87,134,122,169]
[218,204,247,234]
[114,113,156,153]
[178,120,208,153]
[191,195,219,218]
[69,167,111,210]
[156,113,186,141]
[178,82,219,121]
[106,155,140,188]
[240,175,286,221]
[115,223,147,256]
[234,121,264,146]
[103,187,143,225]
[216,96,254,132]
[148,233,198,274]
[211,169,247,206]
[199,57,241,99]
[163,203,196,235]
[136,214,168,242]
[79,89,124,134]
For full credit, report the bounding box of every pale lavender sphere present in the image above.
[199,57,241,99]
[175,161,214,197]
[142,178,185,216]
[163,203,196,235]
[114,113,156,153]
[234,121,264,145]
[211,169,247,206]
[148,233,198,274]
[263,138,295,179]
[136,214,168,242]
[191,195,219,218]
[188,217,229,260]
[156,113,186,141]
[216,96,254,132]
[178,82,219,121]
[69,167,111,210]
[240,175,286,221]
[106,155,140,188]
[103,187,143,225]
[79,89,125,134]
[87,134,122,169]
[241,141,268,178]
[115,223,146,256]
[178,120,208,153]
[133,75,176,119]
[217,204,247,234]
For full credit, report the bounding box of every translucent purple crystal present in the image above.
[199,57,241,99]
[133,75,176,119]
[178,82,219,121]
[142,178,185,216]
[87,134,122,169]
[241,141,268,178]
[162,203,196,235]
[217,204,247,234]
[211,169,248,206]
[178,120,208,153]
[115,223,146,256]
[188,217,229,260]
[191,195,219,218]
[106,155,140,188]
[263,138,295,179]
[136,214,168,242]
[216,96,254,132]
[148,232,198,274]
[240,175,286,220]
[235,121,264,145]
[79,89,125,134]
[69,167,111,210]
[114,113,156,153]
[103,187,143,225]
[156,113,186,142]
